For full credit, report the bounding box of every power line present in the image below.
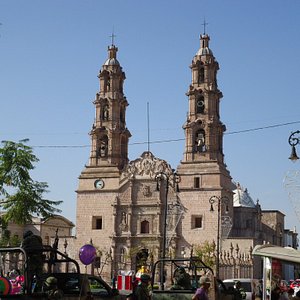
[225,121,300,135]
[29,120,300,149]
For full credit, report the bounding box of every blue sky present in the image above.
[1,0,300,232]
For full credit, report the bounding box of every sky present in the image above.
[1,0,300,233]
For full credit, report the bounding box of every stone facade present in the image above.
[75,34,291,282]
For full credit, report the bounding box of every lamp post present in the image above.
[155,170,180,290]
[209,195,229,279]
[288,130,300,161]
[64,238,69,273]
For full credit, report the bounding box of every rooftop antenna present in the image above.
[202,18,208,35]
[147,102,150,152]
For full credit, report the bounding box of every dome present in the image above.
[196,47,213,56]
[104,58,120,66]
[233,183,256,208]
[196,34,213,56]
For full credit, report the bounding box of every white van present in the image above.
[222,279,255,300]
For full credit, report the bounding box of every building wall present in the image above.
[2,215,74,246]
[74,35,291,283]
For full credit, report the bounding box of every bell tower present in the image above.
[177,33,232,193]
[176,33,233,260]
[183,34,225,164]
[78,43,131,190]
[89,44,131,170]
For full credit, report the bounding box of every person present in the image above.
[271,286,282,300]
[43,276,64,300]
[20,230,43,292]
[9,269,23,294]
[234,280,247,300]
[287,288,294,300]
[133,274,151,300]
[111,271,117,290]
[173,267,192,290]
[192,275,211,300]
[255,280,263,300]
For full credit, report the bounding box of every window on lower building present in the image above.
[246,219,253,229]
[120,248,126,264]
[192,215,203,229]
[194,177,200,188]
[94,256,101,268]
[141,220,150,234]
[92,216,103,230]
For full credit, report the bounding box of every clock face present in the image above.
[94,179,105,189]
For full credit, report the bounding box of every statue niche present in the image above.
[97,135,108,158]
[102,104,109,121]
[119,212,128,232]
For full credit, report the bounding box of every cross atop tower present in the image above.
[109,31,116,46]
[202,19,208,35]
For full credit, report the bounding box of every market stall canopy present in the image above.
[252,244,300,264]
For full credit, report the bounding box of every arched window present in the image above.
[120,79,123,93]
[198,68,204,83]
[141,220,149,234]
[106,76,110,91]
[121,136,127,158]
[102,71,110,93]
[195,129,206,152]
[120,108,125,123]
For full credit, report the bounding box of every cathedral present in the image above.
[75,33,295,281]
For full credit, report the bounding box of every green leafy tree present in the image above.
[194,240,216,270]
[0,139,62,225]
[0,227,21,247]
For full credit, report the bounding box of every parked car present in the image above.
[222,279,255,300]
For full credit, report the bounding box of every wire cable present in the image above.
[28,120,300,148]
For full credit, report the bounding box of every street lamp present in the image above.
[209,195,229,279]
[155,170,180,290]
[288,130,300,161]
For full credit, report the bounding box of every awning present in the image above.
[252,244,300,264]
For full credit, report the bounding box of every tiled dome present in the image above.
[233,183,256,208]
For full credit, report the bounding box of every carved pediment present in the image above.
[121,151,173,180]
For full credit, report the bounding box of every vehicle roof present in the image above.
[223,279,253,282]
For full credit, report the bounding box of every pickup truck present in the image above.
[0,246,125,300]
[150,257,234,300]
